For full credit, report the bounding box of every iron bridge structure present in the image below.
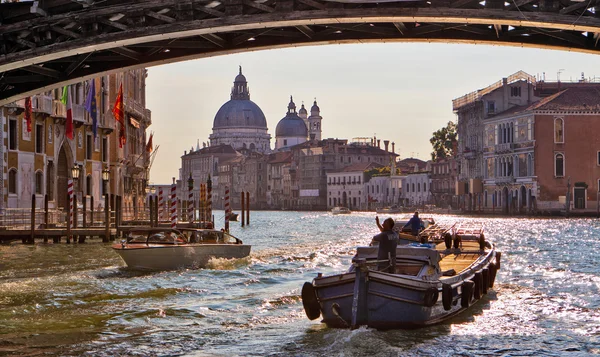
[2,0,600,105]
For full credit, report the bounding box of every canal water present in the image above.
[1,212,599,356]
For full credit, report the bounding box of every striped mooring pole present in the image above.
[224,186,230,232]
[188,186,194,223]
[170,178,177,229]
[158,187,164,221]
[68,178,74,229]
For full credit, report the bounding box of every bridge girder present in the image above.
[1,0,600,105]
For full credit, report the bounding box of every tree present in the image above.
[430,121,457,161]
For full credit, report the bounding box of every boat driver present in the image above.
[372,216,399,273]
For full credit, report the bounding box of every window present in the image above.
[35,171,43,194]
[487,101,496,114]
[102,137,108,162]
[597,151,600,166]
[554,118,564,143]
[86,134,93,160]
[8,169,17,194]
[86,175,92,196]
[9,119,17,150]
[35,124,43,153]
[510,86,522,97]
[283,139,287,146]
[555,153,565,177]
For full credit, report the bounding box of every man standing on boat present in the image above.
[403,212,423,237]
[373,217,399,273]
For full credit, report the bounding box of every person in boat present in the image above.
[403,211,423,236]
[373,216,399,273]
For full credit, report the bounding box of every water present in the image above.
[1,212,599,356]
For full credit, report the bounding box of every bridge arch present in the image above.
[2,0,600,104]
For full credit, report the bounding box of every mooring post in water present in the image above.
[351,258,368,329]
[246,191,250,226]
[29,194,35,244]
[104,194,110,243]
[241,191,245,227]
[149,195,154,227]
[154,195,159,227]
[80,196,86,243]
[44,194,49,243]
[116,195,121,238]
[73,194,79,243]
[66,193,71,244]
[224,186,230,232]
[90,196,94,228]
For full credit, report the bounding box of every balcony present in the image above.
[72,104,85,123]
[124,97,151,124]
[494,143,513,153]
[495,176,515,184]
[52,100,66,118]
[32,95,53,115]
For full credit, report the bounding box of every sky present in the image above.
[146,42,600,184]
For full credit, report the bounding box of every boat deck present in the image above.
[437,241,483,275]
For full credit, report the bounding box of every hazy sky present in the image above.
[146,42,600,184]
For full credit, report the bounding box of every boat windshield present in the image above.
[126,231,188,244]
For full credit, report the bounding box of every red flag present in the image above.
[24,97,32,133]
[146,132,153,153]
[112,83,126,148]
[65,88,74,140]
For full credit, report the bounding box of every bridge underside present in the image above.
[1,0,600,104]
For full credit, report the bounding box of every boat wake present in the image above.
[204,256,252,270]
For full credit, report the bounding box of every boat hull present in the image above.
[310,248,497,329]
[113,244,251,271]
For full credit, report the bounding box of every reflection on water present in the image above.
[1,212,600,356]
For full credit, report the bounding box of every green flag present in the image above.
[61,86,68,105]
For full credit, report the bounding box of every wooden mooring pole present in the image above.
[66,193,71,244]
[90,195,94,228]
[44,194,49,243]
[154,195,159,227]
[149,196,154,227]
[73,194,78,243]
[29,194,35,244]
[241,192,245,227]
[79,196,86,243]
[246,191,250,226]
[104,193,110,243]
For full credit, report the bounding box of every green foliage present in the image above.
[363,166,400,181]
[430,121,457,161]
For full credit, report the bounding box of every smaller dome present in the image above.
[299,103,307,115]
[276,96,307,137]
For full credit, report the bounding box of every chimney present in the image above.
[384,140,390,152]
[377,139,381,149]
[392,142,395,154]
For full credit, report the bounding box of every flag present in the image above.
[24,97,32,133]
[146,132,153,153]
[61,86,68,105]
[65,86,73,140]
[84,79,98,138]
[112,83,125,148]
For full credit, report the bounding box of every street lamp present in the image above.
[71,165,80,180]
[102,167,110,182]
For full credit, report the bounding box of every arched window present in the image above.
[554,118,564,143]
[8,169,17,194]
[555,153,565,177]
[86,175,92,196]
[527,154,533,176]
[35,171,43,194]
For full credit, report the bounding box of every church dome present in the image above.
[212,66,268,129]
[311,100,320,113]
[299,103,307,115]
[213,100,267,129]
[276,96,308,137]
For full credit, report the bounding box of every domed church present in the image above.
[275,96,308,150]
[209,67,271,153]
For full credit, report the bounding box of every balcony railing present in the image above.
[124,97,151,124]
[495,176,515,184]
[495,143,513,153]
[32,95,53,115]
[52,100,66,118]
[72,104,85,123]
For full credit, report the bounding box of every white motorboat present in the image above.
[332,207,351,215]
[112,228,251,271]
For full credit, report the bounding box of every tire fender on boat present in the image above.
[496,251,502,270]
[488,262,497,288]
[444,233,453,249]
[473,272,483,299]
[461,280,474,308]
[301,282,321,320]
[453,235,461,249]
[442,283,453,311]
[481,268,489,294]
[423,287,439,307]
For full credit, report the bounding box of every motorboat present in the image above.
[301,225,500,329]
[226,212,239,221]
[332,207,351,215]
[376,205,403,214]
[112,228,251,271]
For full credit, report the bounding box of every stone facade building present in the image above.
[1,69,151,215]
